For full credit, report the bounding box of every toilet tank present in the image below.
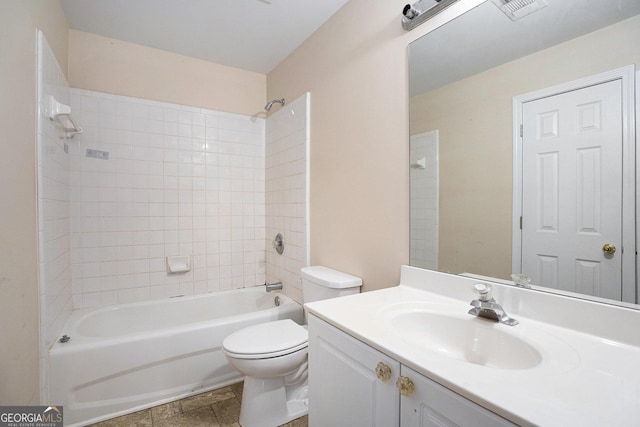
[300,266,362,304]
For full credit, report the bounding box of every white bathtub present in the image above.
[49,287,303,426]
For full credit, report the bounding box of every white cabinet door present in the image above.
[308,315,400,427]
[399,365,516,427]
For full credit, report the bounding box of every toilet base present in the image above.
[239,374,308,427]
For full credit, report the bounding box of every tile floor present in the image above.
[87,382,308,427]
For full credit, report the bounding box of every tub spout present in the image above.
[266,282,283,292]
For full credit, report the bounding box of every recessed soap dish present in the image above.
[166,255,191,274]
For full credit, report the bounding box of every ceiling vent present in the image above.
[491,0,547,21]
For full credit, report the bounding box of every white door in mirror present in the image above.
[521,79,623,300]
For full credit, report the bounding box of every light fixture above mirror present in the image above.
[402,0,462,30]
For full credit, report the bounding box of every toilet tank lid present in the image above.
[300,266,362,289]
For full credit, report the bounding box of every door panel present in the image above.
[521,79,623,300]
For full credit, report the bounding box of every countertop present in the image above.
[305,266,640,426]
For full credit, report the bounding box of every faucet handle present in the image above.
[473,283,492,301]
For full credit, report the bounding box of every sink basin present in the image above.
[383,307,542,370]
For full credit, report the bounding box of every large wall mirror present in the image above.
[409,0,640,307]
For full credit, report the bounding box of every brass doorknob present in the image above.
[602,243,616,255]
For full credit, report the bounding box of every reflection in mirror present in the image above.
[408,0,640,306]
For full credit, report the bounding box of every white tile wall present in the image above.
[37,31,73,402]
[69,89,266,308]
[265,93,310,303]
[37,49,309,404]
[410,130,439,269]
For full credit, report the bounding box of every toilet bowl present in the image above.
[222,266,362,427]
[224,319,308,379]
[224,319,309,427]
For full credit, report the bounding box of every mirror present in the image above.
[408,0,640,306]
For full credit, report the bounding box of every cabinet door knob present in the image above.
[375,362,392,383]
[396,376,415,397]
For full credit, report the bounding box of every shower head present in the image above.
[264,98,285,112]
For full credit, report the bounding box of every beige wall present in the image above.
[0,0,68,404]
[410,15,640,280]
[68,30,266,116]
[0,0,481,402]
[267,0,483,291]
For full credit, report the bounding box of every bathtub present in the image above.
[49,287,303,426]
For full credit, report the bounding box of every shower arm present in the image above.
[264,98,285,111]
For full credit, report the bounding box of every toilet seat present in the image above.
[223,319,308,359]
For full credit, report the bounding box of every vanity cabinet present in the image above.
[308,313,400,426]
[399,364,516,427]
[308,315,516,427]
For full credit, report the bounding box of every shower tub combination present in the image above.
[49,287,303,426]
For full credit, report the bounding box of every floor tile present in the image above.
[85,382,308,427]
[282,415,309,427]
[230,382,244,401]
[155,406,220,427]
[212,397,242,426]
[180,387,236,413]
[151,400,182,422]
[89,408,153,427]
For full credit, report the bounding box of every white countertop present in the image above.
[305,266,640,426]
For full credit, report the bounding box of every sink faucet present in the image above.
[468,283,519,326]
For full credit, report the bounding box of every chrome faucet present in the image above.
[266,282,283,292]
[468,283,519,326]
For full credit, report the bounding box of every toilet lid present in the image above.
[223,319,308,358]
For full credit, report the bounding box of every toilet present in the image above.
[222,266,362,427]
